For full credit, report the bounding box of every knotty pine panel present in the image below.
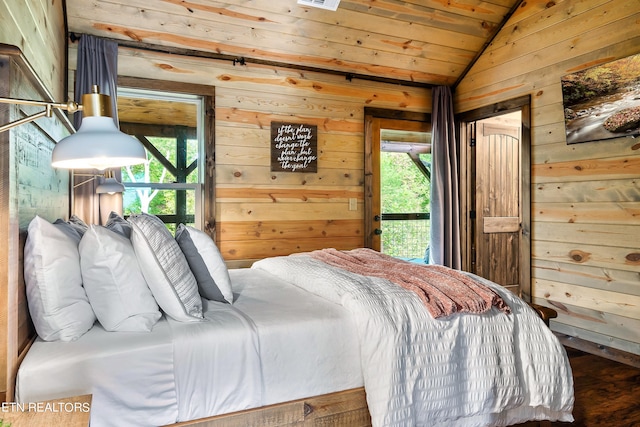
[216,165,364,187]
[458,32,640,111]
[530,123,567,148]
[456,6,639,109]
[532,222,640,249]
[456,0,640,354]
[216,144,364,170]
[215,91,366,120]
[532,202,640,225]
[467,0,630,79]
[533,278,639,320]
[216,187,362,204]
[0,0,66,100]
[219,236,364,261]
[533,179,640,204]
[218,202,361,223]
[217,106,364,134]
[506,0,612,42]
[532,156,640,183]
[531,105,565,134]
[531,136,638,164]
[70,45,432,112]
[65,0,497,86]
[218,219,362,242]
[214,78,429,112]
[533,259,640,297]
[215,85,428,118]
[532,240,640,273]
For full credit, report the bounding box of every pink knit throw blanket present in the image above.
[308,248,511,319]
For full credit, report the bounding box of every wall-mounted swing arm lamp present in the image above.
[74,170,125,195]
[0,85,147,170]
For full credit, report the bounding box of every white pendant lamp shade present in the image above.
[51,86,147,170]
[51,116,146,170]
[96,170,125,194]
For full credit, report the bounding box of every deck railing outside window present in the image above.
[381,213,430,262]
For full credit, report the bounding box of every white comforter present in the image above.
[252,255,575,427]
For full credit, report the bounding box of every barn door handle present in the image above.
[374,228,382,235]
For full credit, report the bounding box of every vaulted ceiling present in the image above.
[65,0,522,88]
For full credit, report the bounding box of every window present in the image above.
[117,88,204,231]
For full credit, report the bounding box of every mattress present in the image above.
[16,268,363,426]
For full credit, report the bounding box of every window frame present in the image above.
[116,77,216,235]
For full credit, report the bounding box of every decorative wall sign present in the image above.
[270,122,318,172]
[561,52,640,144]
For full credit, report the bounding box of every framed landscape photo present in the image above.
[561,52,640,144]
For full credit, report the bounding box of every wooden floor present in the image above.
[550,347,640,427]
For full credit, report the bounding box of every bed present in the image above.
[16,267,364,426]
[13,212,574,427]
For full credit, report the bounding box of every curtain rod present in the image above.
[69,32,432,89]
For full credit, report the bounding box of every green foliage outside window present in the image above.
[381,152,430,212]
[380,152,431,259]
[122,136,199,228]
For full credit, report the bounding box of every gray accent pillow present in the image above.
[127,213,204,322]
[175,224,233,304]
[105,211,132,238]
[53,218,84,241]
[68,215,89,236]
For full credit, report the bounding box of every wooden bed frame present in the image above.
[0,44,555,427]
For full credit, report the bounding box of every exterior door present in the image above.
[471,113,523,294]
[364,110,431,252]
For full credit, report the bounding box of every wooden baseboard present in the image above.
[555,333,640,369]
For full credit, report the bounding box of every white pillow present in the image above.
[79,225,161,332]
[127,213,204,322]
[24,216,96,341]
[175,224,234,304]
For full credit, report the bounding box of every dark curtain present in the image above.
[72,35,122,225]
[429,86,461,269]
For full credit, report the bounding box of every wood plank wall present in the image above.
[455,0,640,355]
[68,46,431,267]
[0,0,67,102]
[0,0,68,401]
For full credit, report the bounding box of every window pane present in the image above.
[123,188,197,229]
[380,152,430,213]
[117,88,203,229]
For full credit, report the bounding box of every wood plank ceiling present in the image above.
[65,0,523,88]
